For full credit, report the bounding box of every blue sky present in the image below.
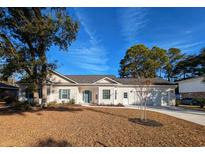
[47,8,205,76]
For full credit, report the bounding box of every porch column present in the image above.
[77,87,80,104]
[50,84,53,103]
[168,90,170,105]
[112,87,115,105]
[42,80,47,107]
[98,87,100,105]
[78,87,81,104]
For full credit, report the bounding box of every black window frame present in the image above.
[124,92,128,98]
[59,89,70,99]
[115,90,117,100]
[102,89,111,99]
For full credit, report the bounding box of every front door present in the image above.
[83,90,92,103]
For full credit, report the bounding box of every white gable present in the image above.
[48,71,77,84]
[94,77,119,84]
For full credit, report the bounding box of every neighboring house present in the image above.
[177,76,205,99]
[0,82,19,101]
[17,71,177,106]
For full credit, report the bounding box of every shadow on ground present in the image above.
[36,137,72,147]
[0,106,83,116]
[128,118,163,127]
[0,107,26,116]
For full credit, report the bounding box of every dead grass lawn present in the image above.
[0,106,205,147]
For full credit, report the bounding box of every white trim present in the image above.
[92,77,121,85]
[49,70,79,84]
[52,83,177,88]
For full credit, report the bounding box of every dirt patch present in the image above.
[0,106,205,147]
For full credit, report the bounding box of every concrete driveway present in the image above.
[126,105,205,126]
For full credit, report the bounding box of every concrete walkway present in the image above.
[126,105,205,126]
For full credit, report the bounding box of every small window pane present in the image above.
[103,90,110,99]
[62,89,68,99]
[124,92,128,98]
[59,89,70,99]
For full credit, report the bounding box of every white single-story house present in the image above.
[17,70,177,106]
[177,76,205,99]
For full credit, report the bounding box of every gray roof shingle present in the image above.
[116,78,176,85]
[65,75,116,84]
[65,75,175,85]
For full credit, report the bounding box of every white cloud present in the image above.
[70,8,109,73]
[158,40,204,53]
[176,41,204,50]
[118,8,149,43]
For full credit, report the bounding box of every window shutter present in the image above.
[68,89,70,99]
[59,89,61,99]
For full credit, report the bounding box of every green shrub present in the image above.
[175,100,181,107]
[90,103,98,106]
[48,101,58,106]
[68,99,75,104]
[11,101,32,111]
[194,98,205,108]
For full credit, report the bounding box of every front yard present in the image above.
[0,105,205,147]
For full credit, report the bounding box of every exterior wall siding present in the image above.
[178,77,205,93]
[178,77,205,99]
[181,92,205,99]
[98,86,176,106]
[98,86,115,105]
[48,86,78,103]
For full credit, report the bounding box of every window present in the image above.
[124,92,128,98]
[103,90,110,99]
[38,87,42,98]
[47,87,50,95]
[59,89,70,99]
[115,90,117,100]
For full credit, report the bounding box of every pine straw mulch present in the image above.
[0,105,205,147]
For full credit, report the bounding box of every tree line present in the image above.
[119,44,205,81]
